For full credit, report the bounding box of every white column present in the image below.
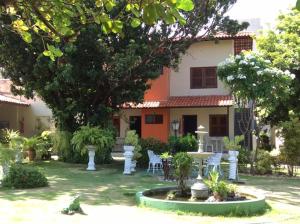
[123,146,134,175]
[86,145,96,171]
[228,150,239,180]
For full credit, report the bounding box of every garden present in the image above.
[0,126,300,223]
[0,1,300,223]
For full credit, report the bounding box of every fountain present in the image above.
[136,126,266,215]
[187,125,213,199]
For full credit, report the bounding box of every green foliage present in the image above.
[278,116,300,176]
[238,147,251,173]
[204,171,237,200]
[160,152,172,159]
[168,134,198,153]
[0,143,16,165]
[139,137,169,167]
[54,130,112,164]
[254,150,273,175]
[223,135,244,151]
[256,9,300,123]
[61,195,83,215]
[218,51,294,120]
[2,164,48,189]
[124,130,141,160]
[173,152,193,195]
[0,1,247,131]
[23,136,40,151]
[71,125,115,155]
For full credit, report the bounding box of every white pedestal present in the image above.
[123,145,134,175]
[86,145,96,171]
[131,160,137,172]
[228,150,239,180]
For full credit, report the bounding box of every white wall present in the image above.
[170,106,234,139]
[170,40,233,96]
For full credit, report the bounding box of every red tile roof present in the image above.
[123,95,233,109]
[0,79,30,106]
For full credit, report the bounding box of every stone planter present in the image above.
[123,145,134,175]
[228,150,239,180]
[131,160,137,172]
[86,145,96,171]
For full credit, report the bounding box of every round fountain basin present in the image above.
[136,187,266,216]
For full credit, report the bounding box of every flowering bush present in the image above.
[217,51,294,118]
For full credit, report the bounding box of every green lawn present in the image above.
[0,160,299,224]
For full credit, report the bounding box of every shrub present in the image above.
[238,147,251,173]
[204,171,237,201]
[255,150,273,175]
[278,116,300,176]
[173,152,193,195]
[2,164,48,188]
[71,125,115,155]
[139,137,169,167]
[168,134,197,153]
[54,130,112,164]
[37,131,53,160]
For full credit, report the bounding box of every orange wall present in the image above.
[144,67,170,101]
[141,108,170,142]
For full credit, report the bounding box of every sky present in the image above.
[227,0,296,30]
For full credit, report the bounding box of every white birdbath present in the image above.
[187,126,213,199]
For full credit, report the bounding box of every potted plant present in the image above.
[124,130,141,173]
[160,152,173,180]
[23,136,40,161]
[223,135,244,180]
[71,125,115,171]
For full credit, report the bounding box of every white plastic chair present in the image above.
[204,153,223,177]
[147,150,163,174]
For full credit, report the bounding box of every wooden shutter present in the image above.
[204,67,217,88]
[190,67,203,89]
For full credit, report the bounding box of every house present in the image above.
[0,79,53,137]
[114,32,254,151]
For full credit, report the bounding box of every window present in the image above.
[190,67,217,89]
[234,37,253,55]
[145,114,163,124]
[112,117,120,137]
[209,115,228,137]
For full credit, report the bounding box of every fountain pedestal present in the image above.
[188,152,213,199]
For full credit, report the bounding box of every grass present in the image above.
[0,160,299,224]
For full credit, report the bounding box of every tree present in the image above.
[217,51,294,173]
[0,1,248,132]
[0,0,245,60]
[256,9,300,124]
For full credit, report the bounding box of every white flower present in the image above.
[227,75,234,81]
[237,74,246,79]
[257,71,263,75]
[265,59,271,64]
[252,83,257,86]
[235,55,241,60]
[239,60,248,65]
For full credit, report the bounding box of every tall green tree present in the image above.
[256,9,300,124]
[0,0,247,131]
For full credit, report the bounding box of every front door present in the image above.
[183,115,197,136]
[129,116,142,137]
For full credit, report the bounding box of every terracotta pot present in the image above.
[27,148,36,161]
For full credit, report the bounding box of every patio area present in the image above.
[0,160,299,224]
